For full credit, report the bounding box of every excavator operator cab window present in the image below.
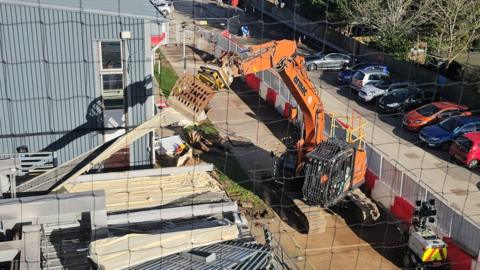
[329,153,353,196]
[302,140,355,206]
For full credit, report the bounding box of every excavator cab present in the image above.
[275,139,355,207]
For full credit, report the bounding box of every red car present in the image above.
[449,132,480,169]
[402,102,470,132]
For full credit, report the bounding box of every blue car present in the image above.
[419,116,480,148]
[336,63,388,85]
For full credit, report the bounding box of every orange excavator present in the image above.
[168,39,380,226]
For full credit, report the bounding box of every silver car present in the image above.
[304,52,352,71]
[350,67,390,91]
[358,80,415,102]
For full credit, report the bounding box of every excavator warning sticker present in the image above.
[422,247,447,262]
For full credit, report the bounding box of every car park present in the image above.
[337,63,387,85]
[358,79,414,103]
[402,102,470,132]
[350,67,390,91]
[305,52,352,71]
[419,116,480,149]
[449,132,480,169]
[377,87,436,114]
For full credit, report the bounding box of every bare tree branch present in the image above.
[430,0,480,66]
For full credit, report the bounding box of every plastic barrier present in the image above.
[245,74,260,91]
[283,102,292,118]
[266,88,278,106]
[371,180,394,210]
[390,196,414,226]
[443,237,475,270]
[259,82,268,100]
[365,168,378,193]
[274,94,288,116]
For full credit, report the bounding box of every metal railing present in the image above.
[40,224,50,270]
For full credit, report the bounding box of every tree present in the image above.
[340,0,432,59]
[429,0,480,67]
[294,0,352,32]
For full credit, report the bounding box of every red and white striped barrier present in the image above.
[243,73,294,120]
[365,167,477,269]
[258,81,268,101]
[244,74,260,92]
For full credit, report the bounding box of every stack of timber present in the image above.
[89,224,239,269]
[60,172,227,212]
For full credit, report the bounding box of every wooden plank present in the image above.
[89,224,239,270]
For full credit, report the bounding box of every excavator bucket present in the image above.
[166,75,217,122]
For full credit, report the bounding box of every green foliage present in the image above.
[369,33,414,61]
[217,170,273,218]
[183,120,219,138]
[298,0,351,25]
[191,132,272,218]
[153,50,178,97]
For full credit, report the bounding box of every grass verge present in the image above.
[211,154,273,219]
[154,50,178,97]
[184,121,273,219]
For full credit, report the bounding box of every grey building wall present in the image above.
[0,2,156,167]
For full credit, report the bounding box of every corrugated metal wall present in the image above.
[0,2,153,167]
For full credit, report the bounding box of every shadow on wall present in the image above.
[42,76,152,153]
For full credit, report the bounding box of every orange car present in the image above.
[402,102,470,132]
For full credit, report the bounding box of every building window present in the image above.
[101,41,122,70]
[102,74,123,92]
[98,40,126,144]
[99,41,124,98]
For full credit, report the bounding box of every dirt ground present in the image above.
[248,205,403,270]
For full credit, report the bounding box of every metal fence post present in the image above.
[399,172,404,196]
[378,155,383,180]
[176,23,180,45]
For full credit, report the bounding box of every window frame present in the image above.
[98,40,124,97]
[99,40,123,72]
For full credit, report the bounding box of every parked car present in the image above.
[304,52,352,71]
[337,63,387,85]
[377,87,437,115]
[402,102,470,132]
[449,132,480,169]
[151,0,174,15]
[419,116,480,148]
[350,67,390,91]
[358,79,414,103]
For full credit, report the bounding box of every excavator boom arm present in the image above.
[219,40,324,147]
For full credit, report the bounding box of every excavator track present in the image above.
[349,188,380,224]
[292,198,328,234]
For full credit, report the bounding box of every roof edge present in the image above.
[0,0,167,22]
